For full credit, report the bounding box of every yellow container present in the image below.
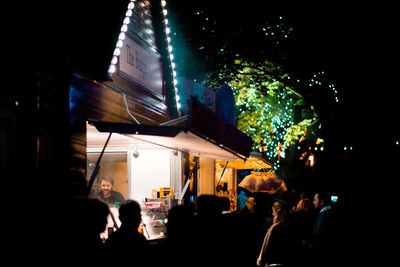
[159,187,173,198]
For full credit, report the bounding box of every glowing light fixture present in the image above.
[308,154,315,167]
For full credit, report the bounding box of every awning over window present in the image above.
[89,99,253,161]
[216,152,274,170]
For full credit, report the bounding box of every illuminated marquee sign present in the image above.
[119,36,163,96]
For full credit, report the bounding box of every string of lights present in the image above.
[262,15,294,47]
[108,0,136,74]
[308,71,339,103]
[160,0,181,113]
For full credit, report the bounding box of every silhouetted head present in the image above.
[166,204,195,239]
[220,196,231,212]
[81,199,109,235]
[118,200,142,228]
[196,194,222,217]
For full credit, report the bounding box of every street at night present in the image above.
[1,1,397,266]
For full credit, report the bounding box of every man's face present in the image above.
[246,197,256,213]
[313,193,323,210]
[100,180,112,198]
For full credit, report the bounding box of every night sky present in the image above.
[166,1,359,86]
[166,1,398,146]
[166,1,363,137]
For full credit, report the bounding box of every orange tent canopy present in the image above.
[216,152,273,170]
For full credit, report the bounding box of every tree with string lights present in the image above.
[205,57,318,170]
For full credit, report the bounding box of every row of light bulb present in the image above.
[161,0,181,111]
[108,0,136,74]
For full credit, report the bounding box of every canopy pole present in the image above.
[180,159,198,202]
[217,161,229,187]
[87,132,113,193]
[159,115,188,126]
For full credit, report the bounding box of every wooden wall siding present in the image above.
[70,73,172,125]
[67,119,89,198]
[68,120,87,172]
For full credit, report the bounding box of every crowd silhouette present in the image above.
[61,191,344,267]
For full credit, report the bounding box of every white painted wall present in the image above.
[130,148,171,202]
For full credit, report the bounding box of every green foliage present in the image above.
[207,57,318,167]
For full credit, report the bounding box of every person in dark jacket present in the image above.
[105,200,151,266]
[257,201,296,267]
[66,199,109,265]
[309,191,337,267]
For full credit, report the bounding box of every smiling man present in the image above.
[97,177,125,206]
